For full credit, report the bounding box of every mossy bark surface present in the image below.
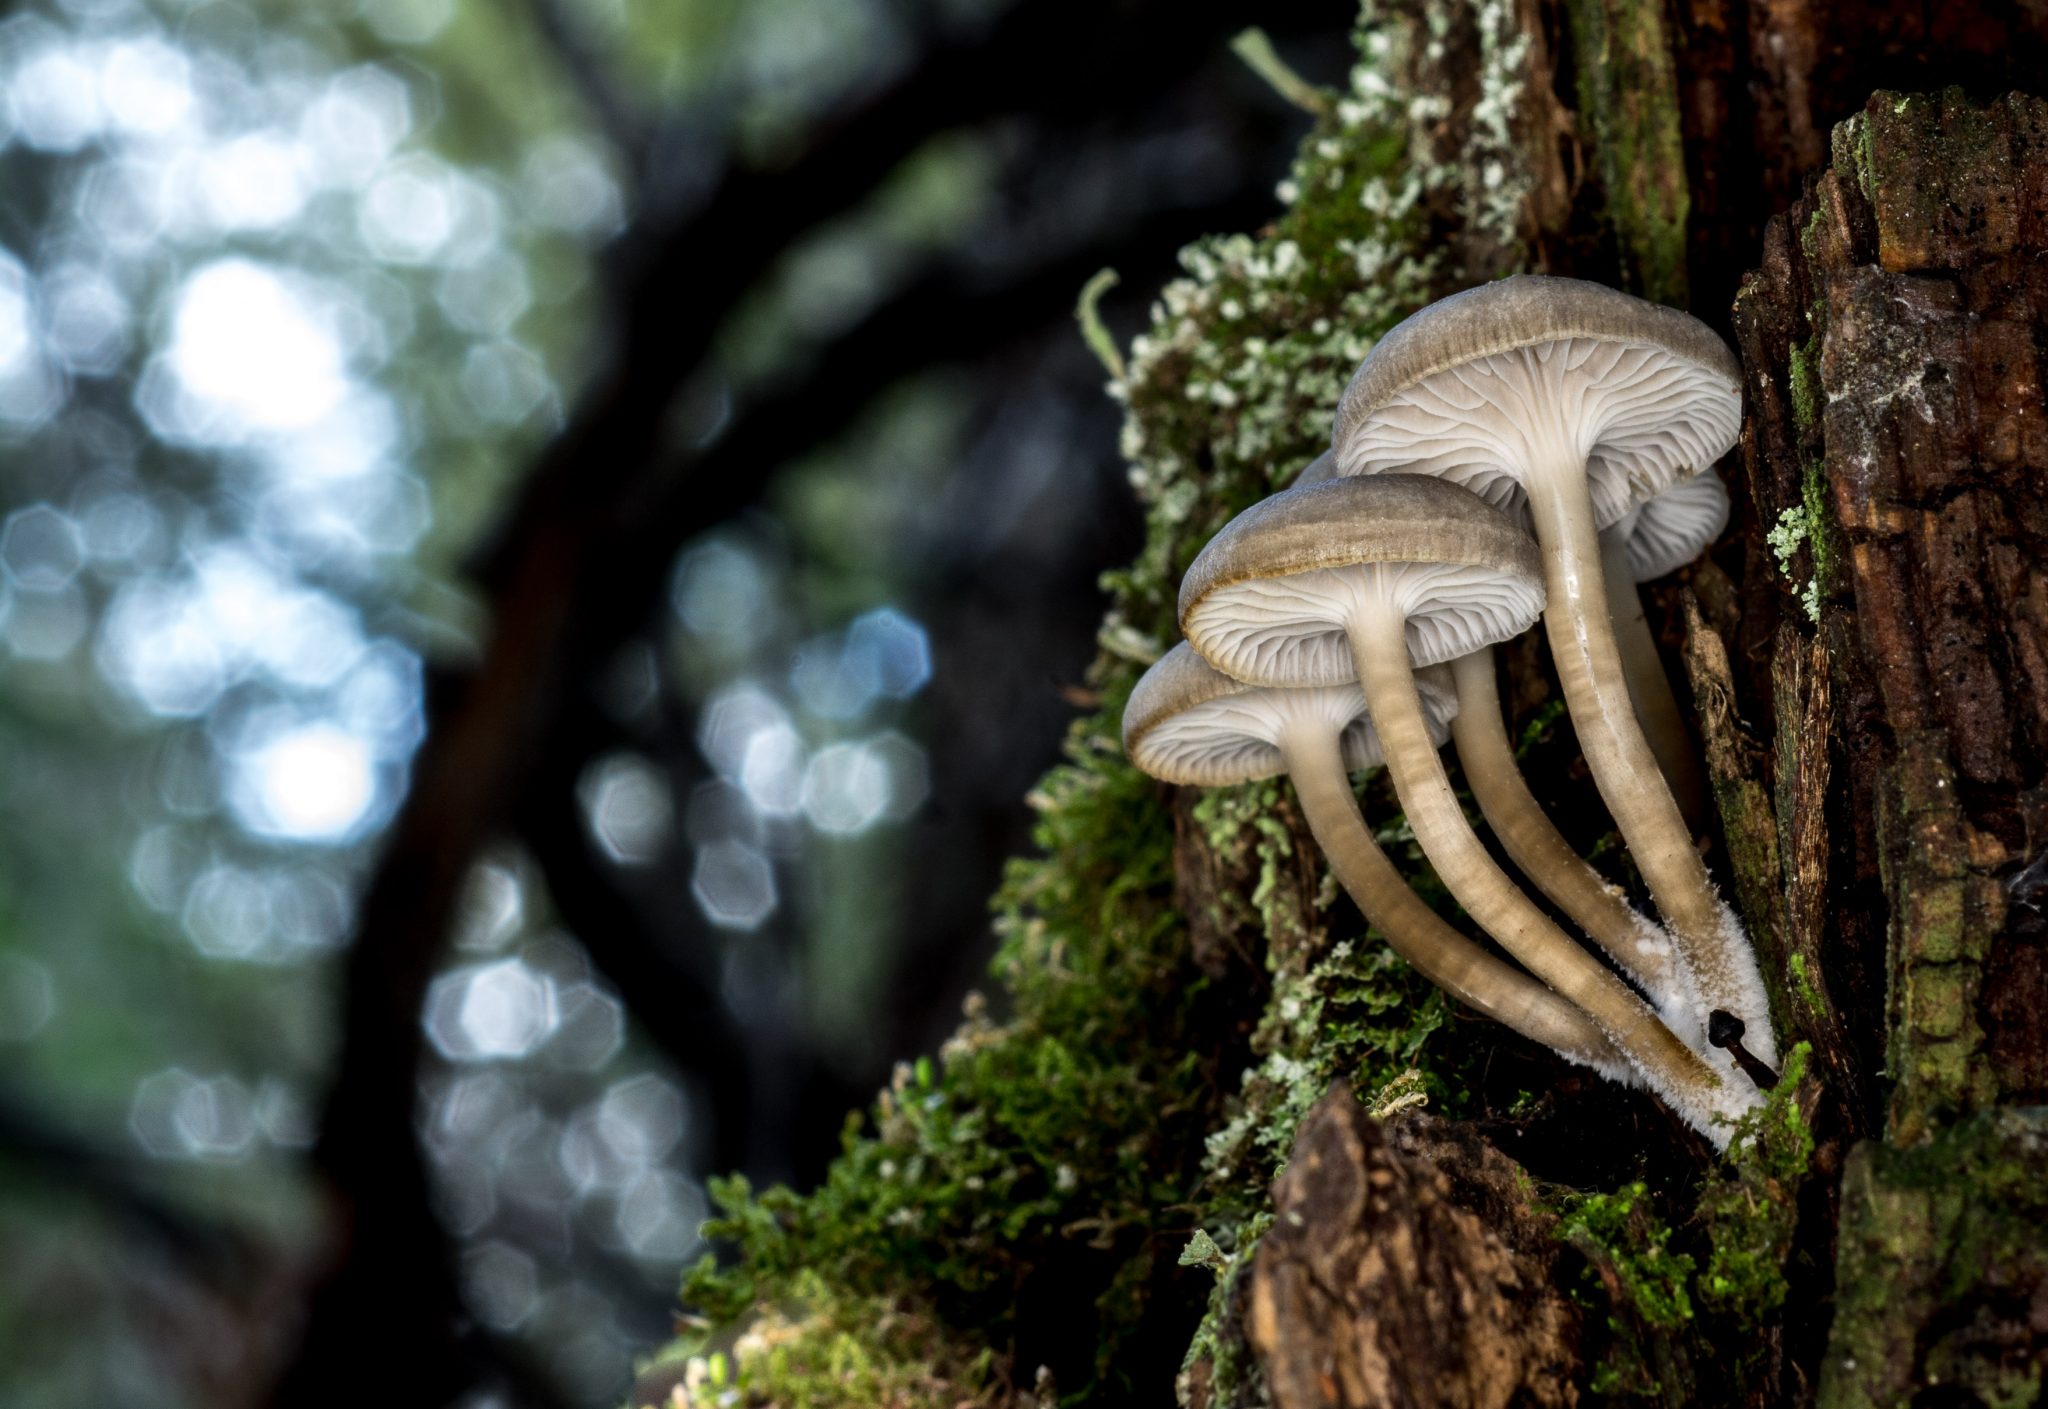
[1732,87,2048,1409]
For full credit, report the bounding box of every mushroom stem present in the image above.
[1526,456,1776,1063]
[1346,589,1752,1139]
[1277,726,1628,1078]
[1600,526,1709,829]
[1445,647,1706,1044]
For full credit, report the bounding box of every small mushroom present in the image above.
[1601,470,1730,829]
[1180,475,1753,1138]
[1332,274,1775,1072]
[1123,642,1630,1080]
[1443,644,1705,1045]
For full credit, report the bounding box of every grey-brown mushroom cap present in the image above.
[1178,476,1544,688]
[1122,642,1454,788]
[1621,470,1729,581]
[1292,449,1337,486]
[1331,275,1743,527]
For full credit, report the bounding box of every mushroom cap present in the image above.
[1331,275,1743,528]
[1292,449,1337,486]
[1615,470,1730,581]
[1122,642,1455,787]
[1178,475,1544,688]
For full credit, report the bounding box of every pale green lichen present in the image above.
[1766,504,1822,623]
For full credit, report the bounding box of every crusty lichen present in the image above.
[1766,503,1822,624]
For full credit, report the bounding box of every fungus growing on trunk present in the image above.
[1331,274,1776,1072]
[1123,642,1629,1079]
[1602,470,1730,830]
[1179,474,1754,1139]
[1442,645,1704,1044]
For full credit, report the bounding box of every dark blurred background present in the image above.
[0,0,1351,1403]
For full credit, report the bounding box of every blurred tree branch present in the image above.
[513,0,654,179]
[0,1087,253,1276]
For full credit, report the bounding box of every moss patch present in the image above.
[1557,1048,1818,1402]
[1563,0,1691,303]
[1820,1108,2048,1409]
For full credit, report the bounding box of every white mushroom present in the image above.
[1602,470,1731,829]
[1179,474,1756,1141]
[1332,275,1776,1074]
[1123,643,1631,1080]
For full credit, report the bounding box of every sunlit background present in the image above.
[0,0,1324,1403]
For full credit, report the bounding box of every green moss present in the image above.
[1559,1179,1695,1400]
[658,1273,1010,1409]
[1800,459,1839,604]
[1787,953,1825,1019]
[1563,0,1691,303]
[1800,194,1829,259]
[1562,1182,1697,1330]
[1821,1109,2048,1409]
[1556,1050,1818,1400]
[1787,336,1822,433]
[1695,1047,1815,1323]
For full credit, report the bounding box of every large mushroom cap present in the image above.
[1178,476,1543,688]
[1332,275,1743,527]
[1617,470,1730,581]
[1122,643,1454,787]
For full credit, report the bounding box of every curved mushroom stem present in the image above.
[1600,526,1710,830]
[1278,726,1630,1079]
[1526,459,1777,1065]
[1445,647,1708,1047]
[1345,589,1754,1141]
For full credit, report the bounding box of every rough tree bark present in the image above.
[1730,86,2048,1409]
[1249,1090,1584,1409]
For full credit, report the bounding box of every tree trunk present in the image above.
[1233,63,2048,1409]
[1730,86,2048,1409]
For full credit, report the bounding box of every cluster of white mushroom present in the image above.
[1122,276,1777,1146]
